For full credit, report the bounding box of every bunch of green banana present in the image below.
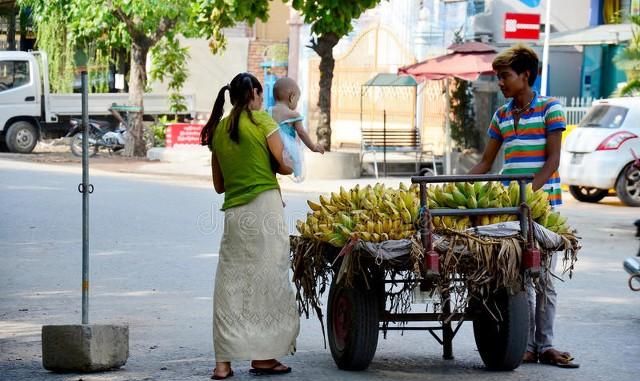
[543,211,569,234]
[425,180,570,233]
[298,183,420,246]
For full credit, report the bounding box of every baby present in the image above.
[270,77,324,182]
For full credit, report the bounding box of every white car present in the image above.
[560,97,640,207]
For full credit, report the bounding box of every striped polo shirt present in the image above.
[488,92,566,206]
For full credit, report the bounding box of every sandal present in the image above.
[522,351,538,363]
[249,361,292,376]
[211,368,234,380]
[539,348,580,369]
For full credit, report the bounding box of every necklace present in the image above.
[512,95,534,115]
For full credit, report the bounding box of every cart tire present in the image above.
[472,290,528,371]
[327,278,380,371]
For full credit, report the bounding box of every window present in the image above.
[0,61,30,92]
[579,105,629,129]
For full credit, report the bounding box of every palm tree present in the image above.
[613,15,640,96]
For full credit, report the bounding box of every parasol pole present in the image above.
[444,77,452,174]
[540,0,552,96]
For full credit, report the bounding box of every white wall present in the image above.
[149,37,249,115]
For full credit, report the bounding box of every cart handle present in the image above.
[411,174,535,184]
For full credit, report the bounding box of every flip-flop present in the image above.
[211,369,234,380]
[249,361,292,376]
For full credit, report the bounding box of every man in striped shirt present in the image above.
[470,44,578,368]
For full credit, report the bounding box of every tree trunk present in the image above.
[7,9,16,51]
[124,42,149,157]
[313,33,339,152]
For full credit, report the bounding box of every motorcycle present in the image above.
[66,106,153,157]
[66,117,127,157]
[623,219,640,292]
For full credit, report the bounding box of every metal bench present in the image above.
[361,127,439,178]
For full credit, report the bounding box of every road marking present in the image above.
[194,253,218,258]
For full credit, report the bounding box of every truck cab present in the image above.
[0,51,42,153]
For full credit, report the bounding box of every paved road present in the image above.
[1,159,639,381]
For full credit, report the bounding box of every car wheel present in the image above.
[616,163,640,207]
[6,121,38,153]
[568,185,608,203]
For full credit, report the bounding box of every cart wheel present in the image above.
[327,277,380,371]
[471,290,528,371]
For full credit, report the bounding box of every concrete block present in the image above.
[305,151,360,179]
[42,324,129,372]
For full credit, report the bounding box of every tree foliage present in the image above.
[449,29,479,150]
[290,0,379,37]
[287,0,383,151]
[19,0,271,156]
[614,15,640,96]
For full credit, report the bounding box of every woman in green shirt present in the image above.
[201,73,299,379]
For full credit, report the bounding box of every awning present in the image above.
[398,42,497,81]
[548,23,634,46]
[363,73,418,87]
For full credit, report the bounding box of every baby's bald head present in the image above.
[273,77,300,102]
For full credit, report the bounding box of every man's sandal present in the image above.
[539,349,580,369]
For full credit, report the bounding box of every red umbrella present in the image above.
[398,42,497,81]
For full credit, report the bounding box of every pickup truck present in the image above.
[0,51,195,153]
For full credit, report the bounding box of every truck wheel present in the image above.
[327,277,380,371]
[70,134,98,157]
[471,290,528,371]
[616,163,640,207]
[6,121,38,153]
[568,185,608,203]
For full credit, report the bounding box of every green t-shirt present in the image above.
[212,110,280,210]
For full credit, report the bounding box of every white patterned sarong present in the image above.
[213,189,299,361]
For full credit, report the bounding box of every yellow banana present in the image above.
[319,195,331,207]
[307,200,322,211]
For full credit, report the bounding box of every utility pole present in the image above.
[540,0,552,96]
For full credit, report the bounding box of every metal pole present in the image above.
[383,109,387,178]
[81,71,90,325]
[444,78,452,174]
[519,179,528,241]
[540,0,552,96]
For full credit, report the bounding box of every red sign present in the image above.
[165,123,204,148]
[504,13,540,40]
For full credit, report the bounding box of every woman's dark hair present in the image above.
[200,72,263,147]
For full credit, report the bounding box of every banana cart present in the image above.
[291,174,578,371]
